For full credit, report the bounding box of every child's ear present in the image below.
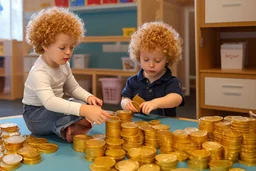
[42,45,48,51]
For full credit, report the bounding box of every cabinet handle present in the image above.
[223,92,241,96]
[222,84,243,88]
[222,3,241,7]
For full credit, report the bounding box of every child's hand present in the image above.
[87,96,103,106]
[80,104,110,124]
[125,101,139,113]
[140,100,158,115]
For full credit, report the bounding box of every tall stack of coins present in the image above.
[127,146,156,165]
[5,136,26,154]
[189,130,208,149]
[0,123,20,139]
[213,121,231,142]
[222,128,242,163]
[209,160,233,171]
[116,110,133,123]
[18,147,42,165]
[73,135,93,152]
[230,116,249,134]
[173,130,198,153]
[248,117,256,132]
[105,148,126,161]
[188,149,210,170]
[157,130,173,153]
[202,141,223,161]
[142,126,158,148]
[239,132,256,166]
[0,154,22,170]
[198,116,223,140]
[155,153,178,171]
[85,139,106,161]
[89,156,116,171]
[120,122,142,151]
[115,159,140,171]
[135,120,149,144]
[106,116,122,139]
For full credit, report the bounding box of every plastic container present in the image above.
[87,0,100,5]
[55,0,69,7]
[120,0,134,2]
[99,78,125,104]
[121,57,137,71]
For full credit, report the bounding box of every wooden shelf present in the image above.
[200,68,256,75]
[72,68,137,76]
[201,104,252,114]
[0,93,12,100]
[82,36,130,43]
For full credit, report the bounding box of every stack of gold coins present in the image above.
[127,146,156,165]
[135,121,149,144]
[149,120,161,125]
[116,110,133,123]
[230,116,249,134]
[4,135,25,153]
[202,141,223,161]
[18,147,41,165]
[185,127,198,134]
[106,116,122,139]
[73,134,92,152]
[152,124,170,131]
[155,153,178,170]
[89,156,116,171]
[188,149,210,170]
[26,137,48,148]
[157,130,173,153]
[115,159,140,171]
[105,149,126,161]
[224,116,237,122]
[229,168,245,171]
[106,139,124,149]
[213,121,231,142]
[0,123,20,140]
[173,130,198,153]
[37,143,58,154]
[248,117,256,132]
[138,163,160,171]
[169,151,188,162]
[209,160,233,171]
[121,122,142,151]
[222,128,242,163]
[199,116,223,140]
[85,139,106,161]
[142,126,158,149]
[239,133,256,166]
[189,130,208,148]
[0,154,22,170]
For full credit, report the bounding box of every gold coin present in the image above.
[149,120,161,125]
[106,139,124,146]
[172,169,196,171]
[155,153,177,163]
[173,130,188,138]
[131,101,140,112]
[115,159,140,171]
[229,168,245,171]
[202,141,222,150]
[17,147,40,158]
[5,136,25,144]
[185,127,198,134]
[93,134,106,140]
[37,143,58,154]
[86,139,105,148]
[105,149,126,157]
[2,154,22,166]
[140,146,156,157]
[169,151,187,161]
[200,116,223,122]
[189,130,207,137]
[152,124,170,130]
[90,163,111,171]
[74,134,93,140]
[209,160,233,168]
[138,164,160,171]
[190,149,210,159]
[94,156,116,168]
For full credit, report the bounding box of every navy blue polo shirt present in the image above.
[122,67,184,117]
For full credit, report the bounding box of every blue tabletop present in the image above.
[0,115,254,171]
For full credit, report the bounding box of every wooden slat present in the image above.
[82,36,130,43]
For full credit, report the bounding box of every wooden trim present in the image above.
[82,36,130,43]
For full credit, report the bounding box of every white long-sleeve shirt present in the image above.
[22,56,92,116]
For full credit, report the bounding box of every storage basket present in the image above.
[99,78,125,104]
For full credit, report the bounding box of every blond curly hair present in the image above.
[129,21,182,66]
[26,7,85,54]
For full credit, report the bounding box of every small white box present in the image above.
[121,57,138,71]
[72,54,90,69]
[221,43,246,69]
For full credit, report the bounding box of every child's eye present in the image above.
[59,47,65,50]
[155,60,161,63]
[143,58,149,62]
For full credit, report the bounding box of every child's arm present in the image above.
[79,104,109,124]
[140,93,183,115]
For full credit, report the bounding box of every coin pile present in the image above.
[184,127,198,134]
[127,146,156,165]
[5,135,26,154]
[18,147,42,165]
[209,159,233,171]
[73,134,93,152]
[155,153,178,170]
[106,116,122,139]
[189,130,208,148]
[230,116,250,134]
[0,123,20,139]
[141,125,158,148]
[202,141,223,161]
[188,149,210,170]
[157,130,173,153]
[0,154,22,170]
[105,148,126,161]
[37,143,58,154]
[115,159,140,171]
[89,156,116,171]
[116,110,133,123]
[85,139,106,161]
[120,122,142,151]
[222,128,242,163]
[240,133,256,166]
[213,121,231,142]
[173,130,199,153]
[169,151,188,162]
[106,138,124,150]
[138,163,160,171]
[199,116,223,140]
